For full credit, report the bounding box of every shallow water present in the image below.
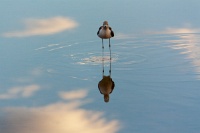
[1,1,200,133]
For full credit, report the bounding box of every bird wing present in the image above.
[109,27,114,37]
[97,26,103,35]
[98,82,103,94]
[110,78,115,94]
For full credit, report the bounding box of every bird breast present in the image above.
[98,79,112,94]
[98,28,112,39]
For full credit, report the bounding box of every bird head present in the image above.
[103,21,108,25]
[103,21,109,29]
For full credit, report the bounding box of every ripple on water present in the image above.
[33,34,200,83]
[35,39,148,71]
[114,53,147,71]
[70,52,118,65]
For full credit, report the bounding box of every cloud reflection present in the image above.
[161,27,200,79]
[0,85,40,99]
[149,26,200,35]
[0,89,121,133]
[59,89,88,100]
[3,16,78,37]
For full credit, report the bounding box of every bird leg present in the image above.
[109,38,111,76]
[109,38,111,48]
[102,39,104,77]
[102,39,104,49]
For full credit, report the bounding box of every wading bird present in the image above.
[97,21,114,49]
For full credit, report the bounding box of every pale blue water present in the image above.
[1,1,200,133]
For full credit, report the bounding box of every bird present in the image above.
[97,21,114,48]
[98,75,115,103]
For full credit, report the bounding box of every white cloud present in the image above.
[0,90,121,133]
[3,16,78,37]
[59,89,88,100]
[0,85,40,99]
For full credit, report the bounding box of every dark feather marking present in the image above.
[110,78,115,94]
[109,27,114,37]
[97,26,103,35]
[98,82,103,94]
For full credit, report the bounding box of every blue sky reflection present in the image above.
[1,0,200,133]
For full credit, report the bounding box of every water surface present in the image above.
[1,0,200,133]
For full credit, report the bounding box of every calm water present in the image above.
[1,1,200,133]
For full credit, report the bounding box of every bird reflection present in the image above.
[98,75,115,103]
[97,21,115,103]
[98,40,115,103]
